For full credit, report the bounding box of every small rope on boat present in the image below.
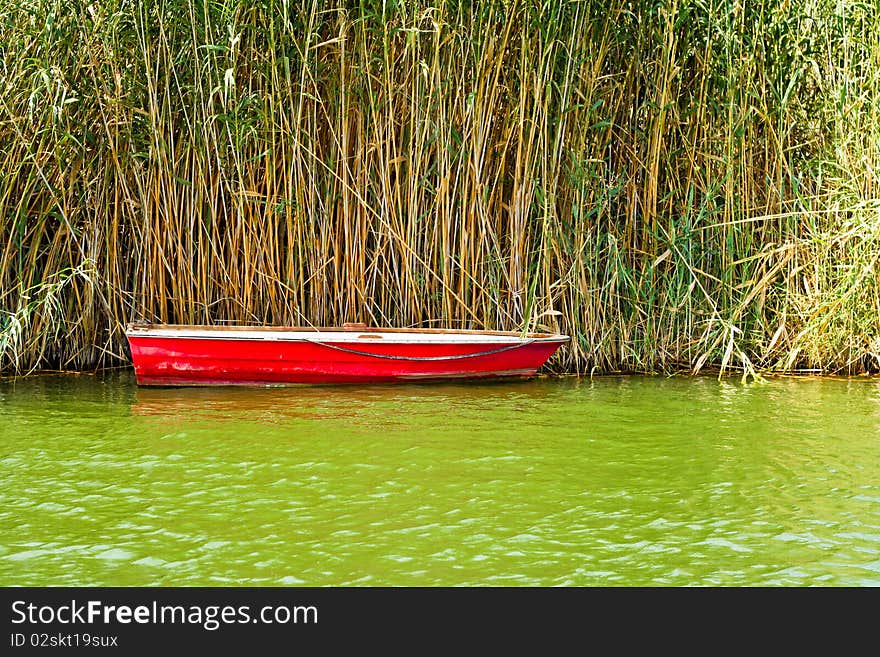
[303,339,536,361]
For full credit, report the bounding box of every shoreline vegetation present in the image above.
[1,0,879,377]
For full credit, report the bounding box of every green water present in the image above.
[1,372,878,586]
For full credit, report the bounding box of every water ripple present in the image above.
[0,373,878,585]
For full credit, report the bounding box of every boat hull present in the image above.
[126,326,569,386]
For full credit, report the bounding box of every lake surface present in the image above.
[1,372,878,586]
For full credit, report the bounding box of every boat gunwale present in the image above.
[125,323,570,343]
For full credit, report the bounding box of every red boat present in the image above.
[125,323,569,386]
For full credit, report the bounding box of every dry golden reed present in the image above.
[1,0,879,376]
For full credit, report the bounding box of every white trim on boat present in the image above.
[126,326,568,344]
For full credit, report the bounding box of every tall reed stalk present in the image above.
[1,0,879,375]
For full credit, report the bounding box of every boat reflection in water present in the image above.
[129,376,566,425]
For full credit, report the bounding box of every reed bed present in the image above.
[1,0,879,376]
